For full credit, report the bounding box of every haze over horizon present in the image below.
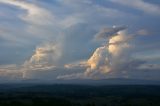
[0,0,160,82]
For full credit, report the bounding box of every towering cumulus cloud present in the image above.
[85,26,131,77]
[59,26,133,79]
[85,46,110,76]
[29,43,61,65]
[22,42,62,78]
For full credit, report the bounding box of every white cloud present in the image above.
[85,30,131,77]
[0,0,54,25]
[137,29,150,36]
[28,43,62,65]
[22,42,63,78]
[0,64,23,80]
[60,14,85,28]
[0,0,57,43]
[57,73,86,79]
[0,41,63,79]
[110,0,160,15]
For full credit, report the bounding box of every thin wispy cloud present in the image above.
[110,0,160,15]
[0,0,54,25]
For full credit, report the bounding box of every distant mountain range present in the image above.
[1,78,160,85]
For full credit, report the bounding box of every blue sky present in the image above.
[0,0,160,81]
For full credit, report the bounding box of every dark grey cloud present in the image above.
[95,25,127,40]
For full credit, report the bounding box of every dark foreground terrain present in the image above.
[0,84,160,106]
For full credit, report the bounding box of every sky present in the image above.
[0,0,160,81]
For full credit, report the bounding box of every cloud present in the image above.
[58,26,134,79]
[95,25,127,40]
[110,0,160,15]
[28,43,62,65]
[108,31,131,56]
[60,14,85,29]
[137,29,150,36]
[21,42,63,78]
[0,0,56,43]
[57,0,135,27]
[0,64,23,80]
[64,60,88,69]
[0,63,59,80]
[0,0,136,47]
[57,73,86,80]
[0,0,160,81]
[0,26,34,47]
[0,0,54,25]
[0,41,63,79]
[138,63,160,70]
[58,26,157,79]
[86,29,132,77]
[85,46,110,76]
